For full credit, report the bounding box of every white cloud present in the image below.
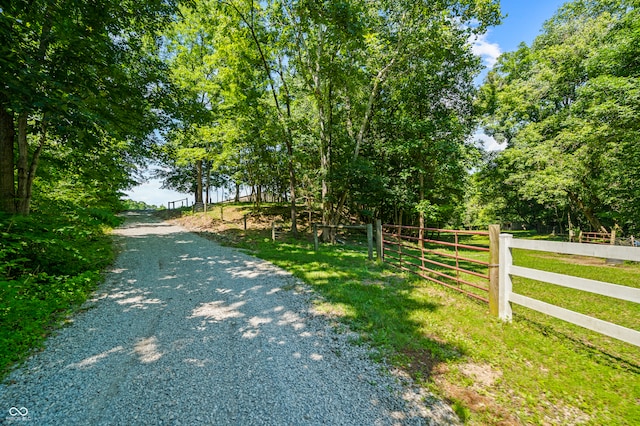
[474,130,505,152]
[471,33,502,69]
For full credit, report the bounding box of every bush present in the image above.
[0,207,117,377]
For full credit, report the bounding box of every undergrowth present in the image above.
[0,205,121,379]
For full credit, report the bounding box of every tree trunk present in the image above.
[195,160,203,203]
[418,173,425,249]
[14,113,46,215]
[311,30,332,237]
[13,11,53,215]
[16,113,29,214]
[286,137,297,236]
[320,147,330,213]
[568,192,606,233]
[234,182,240,203]
[205,161,211,205]
[23,120,46,215]
[0,101,15,214]
[330,60,396,226]
[231,3,296,236]
[320,120,332,240]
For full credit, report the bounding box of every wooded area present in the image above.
[0,0,180,215]
[155,0,500,238]
[1,0,638,236]
[473,0,640,235]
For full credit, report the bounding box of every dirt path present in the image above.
[0,212,458,425]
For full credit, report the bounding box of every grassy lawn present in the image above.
[181,208,639,425]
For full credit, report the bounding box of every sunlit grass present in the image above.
[208,225,640,426]
[510,248,640,365]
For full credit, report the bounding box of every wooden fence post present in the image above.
[243,215,247,231]
[375,220,383,261]
[367,223,373,261]
[397,225,402,263]
[272,221,276,242]
[611,229,616,245]
[313,223,318,251]
[488,224,500,317]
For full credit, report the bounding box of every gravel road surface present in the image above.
[0,212,459,425]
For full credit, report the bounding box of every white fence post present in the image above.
[499,234,513,321]
[488,225,500,317]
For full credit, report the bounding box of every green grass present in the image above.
[510,248,640,369]
[205,224,640,425]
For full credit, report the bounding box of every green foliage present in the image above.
[0,0,181,214]
[0,204,119,377]
[476,1,640,234]
[158,0,501,226]
[121,199,163,211]
[157,0,287,203]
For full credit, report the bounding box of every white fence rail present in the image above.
[499,234,640,347]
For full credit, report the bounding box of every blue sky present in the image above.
[473,0,567,69]
[126,0,569,206]
[493,1,568,53]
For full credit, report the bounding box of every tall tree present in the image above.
[216,0,301,234]
[249,0,501,233]
[160,2,222,204]
[0,0,178,214]
[160,0,284,209]
[158,0,500,232]
[478,0,639,233]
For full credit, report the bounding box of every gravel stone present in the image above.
[0,212,460,425]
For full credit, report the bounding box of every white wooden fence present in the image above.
[498,234,640,347]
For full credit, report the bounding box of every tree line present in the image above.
[1,0,638,237]
[473,0,640,235]
[157,0,501,237]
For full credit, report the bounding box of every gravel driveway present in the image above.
[0,212,459,425]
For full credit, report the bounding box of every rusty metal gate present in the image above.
[380,225,493,302]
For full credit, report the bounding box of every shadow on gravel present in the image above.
[198,228,467,382]
[43,214,458,424]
